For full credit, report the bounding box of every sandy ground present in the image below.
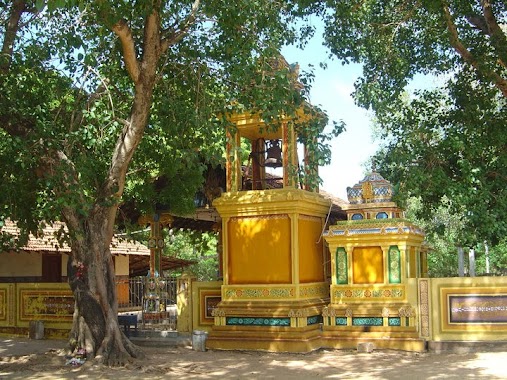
[1,337,507,379]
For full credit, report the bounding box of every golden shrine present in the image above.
[204,43,432,350]
[207,107,332,351]
[322,171,427,351]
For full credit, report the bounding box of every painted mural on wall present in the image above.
[20,290,74,321]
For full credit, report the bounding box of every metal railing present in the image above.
[117,276,178,330]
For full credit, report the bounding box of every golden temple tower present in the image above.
[207,108,332,352]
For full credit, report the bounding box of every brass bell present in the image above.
[264,140,282,168]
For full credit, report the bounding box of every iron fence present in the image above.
[117,276,178,330]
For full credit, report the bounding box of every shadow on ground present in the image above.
[1,338,506,379]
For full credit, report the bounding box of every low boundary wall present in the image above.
[421,277,507,346]
[3,277,507,349]
[190,281,222,333]
[0,283,73,338]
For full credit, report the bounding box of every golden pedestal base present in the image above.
[321,327,427,352]
[207,327,426,352]
[208,298,327,352]
[207,325,323,352]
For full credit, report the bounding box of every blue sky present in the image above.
[282,36,378,201]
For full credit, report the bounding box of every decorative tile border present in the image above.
[230,214,289,222]
[215,187,331,208]
[335,317,347,325]
[298,283,328,298]
[0,285,16,326]
[307,315,322,325]
[388,245,401,284]
[352,317,383,326]
[224,283,328,300]
[223,286,295,300]
[335,248,348,285]
[418,279,430,338]
[325,219,425,237]
[226,317,290,326]
[0,289,5,322]
[7,284,15,326]
[332,285,405,302]
[299,214,322,222]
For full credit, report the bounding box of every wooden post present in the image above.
[149,214,161,277]
[226,129,233,192]
[282,122,289,188]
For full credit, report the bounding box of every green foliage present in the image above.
[372,82,507,246]
[403,196,463,277]
[0,0,334,239]
[403,196,507,277]
[297,112,345,189]
[322,1,507,246]
[0,0,342,363]
[323,1,507,115]
[164,230,218,281]
[482,240,507,276]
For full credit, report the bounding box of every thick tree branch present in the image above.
[111,19,140,83]
[442,3,507,98]
[161,0,200,53]
[142,6,162,66]
[106,6,164,225]
[481,0,507,68]
[1,0,27,73]
[466,14,489,35]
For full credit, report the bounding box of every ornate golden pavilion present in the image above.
[206,104,333,351]
[322,171,427,351]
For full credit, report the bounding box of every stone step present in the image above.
[128,330,191,347]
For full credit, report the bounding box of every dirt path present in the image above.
[1,337,506,379]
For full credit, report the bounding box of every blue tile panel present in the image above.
[226,317,291,326]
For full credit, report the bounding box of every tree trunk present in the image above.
[1,1,197,366]
[63,8,165,365]
[66,211,144,365]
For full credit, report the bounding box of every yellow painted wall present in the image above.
[63,255,129,277]
[227,216,291,284]
[427,277,507,341]
[352,247,384,284]
[2,253,125,279]
[177,275,195,333]
[406,277,419,307]
[61,255,68,276]
[191,281,222,333]
[0,252,42,277]
[0,283,73,337]
[298,217,324,283]
[114,256,130,305]
[114,255,129,276]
